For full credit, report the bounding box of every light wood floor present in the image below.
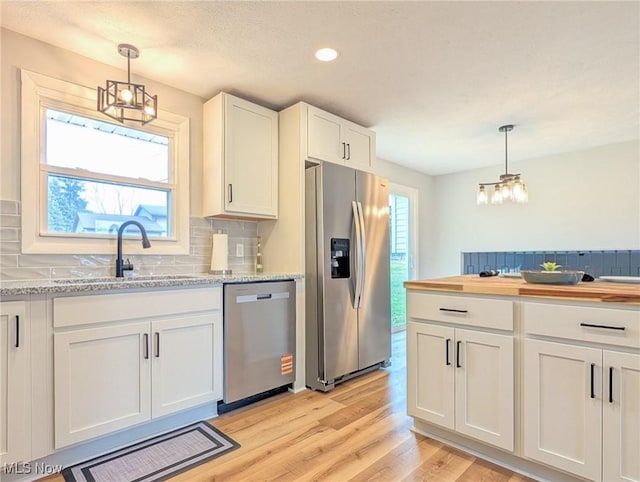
[48,331,536,481]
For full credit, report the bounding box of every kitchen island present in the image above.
[404,275,639,482]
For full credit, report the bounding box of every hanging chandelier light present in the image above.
[97,44,157,125]
[477,124,528,205]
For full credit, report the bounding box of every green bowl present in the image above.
[521,270,584,285]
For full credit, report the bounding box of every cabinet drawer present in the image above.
[524,302,640,349]
[407,292,513,331]
[54,287,222,328]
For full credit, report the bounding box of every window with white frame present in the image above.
[44,109,172,237]
[21,70,190,255]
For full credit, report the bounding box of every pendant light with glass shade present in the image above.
[477,124,528,205]
[97,44,157,125]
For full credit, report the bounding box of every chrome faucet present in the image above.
[116,220,151,278]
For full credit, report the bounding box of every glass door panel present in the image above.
[389,185,418,332]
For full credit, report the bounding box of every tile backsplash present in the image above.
[0,200,258,281]
[462,249,640,278]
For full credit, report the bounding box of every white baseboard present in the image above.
[412,419,587,482]
[288,385,307,394]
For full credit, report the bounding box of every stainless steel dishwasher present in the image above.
[223,280,296,404]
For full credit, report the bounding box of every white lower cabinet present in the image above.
[523,339,603,480]
[603,351,640,482]
[407,321,514,451]
[54,323,151,448]
[53,288,223,449]
[524,299,640,482]
[151,314,223,418]
[55,313,223,448]
[407,322,454,428]
[405,293,639,482]
[0,300,30,464]
[454,328,514,450]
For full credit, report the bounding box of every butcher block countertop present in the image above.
[404,275,640,304]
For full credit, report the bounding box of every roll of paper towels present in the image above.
[210,233,230,274]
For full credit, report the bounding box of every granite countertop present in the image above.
[0,272,303,296]
[404,275,640,304]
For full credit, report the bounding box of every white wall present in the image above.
[431,140,640,277]
[375,158,435,278]
[0,29,207,216]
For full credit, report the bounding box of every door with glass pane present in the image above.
[389,184,418,332]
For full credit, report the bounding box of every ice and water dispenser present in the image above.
[330,238,350,279]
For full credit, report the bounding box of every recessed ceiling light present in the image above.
[315,48,338,62]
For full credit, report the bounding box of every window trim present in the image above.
[21,69,190,255]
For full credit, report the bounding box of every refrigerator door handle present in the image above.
[352,201,363,309]
[356,201,367,302]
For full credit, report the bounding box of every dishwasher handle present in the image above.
[236,292,290,303]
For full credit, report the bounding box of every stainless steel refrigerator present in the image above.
[305,162,391,391]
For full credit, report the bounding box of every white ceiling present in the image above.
[1,1,638,175]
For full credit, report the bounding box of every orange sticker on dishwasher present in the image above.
[281,353,293,375]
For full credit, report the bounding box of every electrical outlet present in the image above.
[236,244,244,257]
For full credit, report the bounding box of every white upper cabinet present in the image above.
[343,122,375,171]
[203,92,278,219]
[307,105,375,172]
[307,107,342,164]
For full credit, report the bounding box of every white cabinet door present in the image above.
[224,94,278,217]
[455,329,514,451]
[151,313,223,418]
[603,350,640,482]
[0,301,29,464]
[524,339,602,481]
[407,321,455,429]
[54,323,151,448]
[203,92,277,219]
[343,121,374,171]
[307,106,343,164]
[307,105,376,171]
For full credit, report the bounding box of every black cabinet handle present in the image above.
[143,333,149,360]
[155,332,160,358]
[342,142,346,159]
[580,322,625,331]
[347,143,351,160]
[228,184,233,203]
[15,315,20,348]
[456,341,462,368]
[445,338,451,366]
[609,366,614,403]
[590,363,596,399]
[439,308,468,314]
